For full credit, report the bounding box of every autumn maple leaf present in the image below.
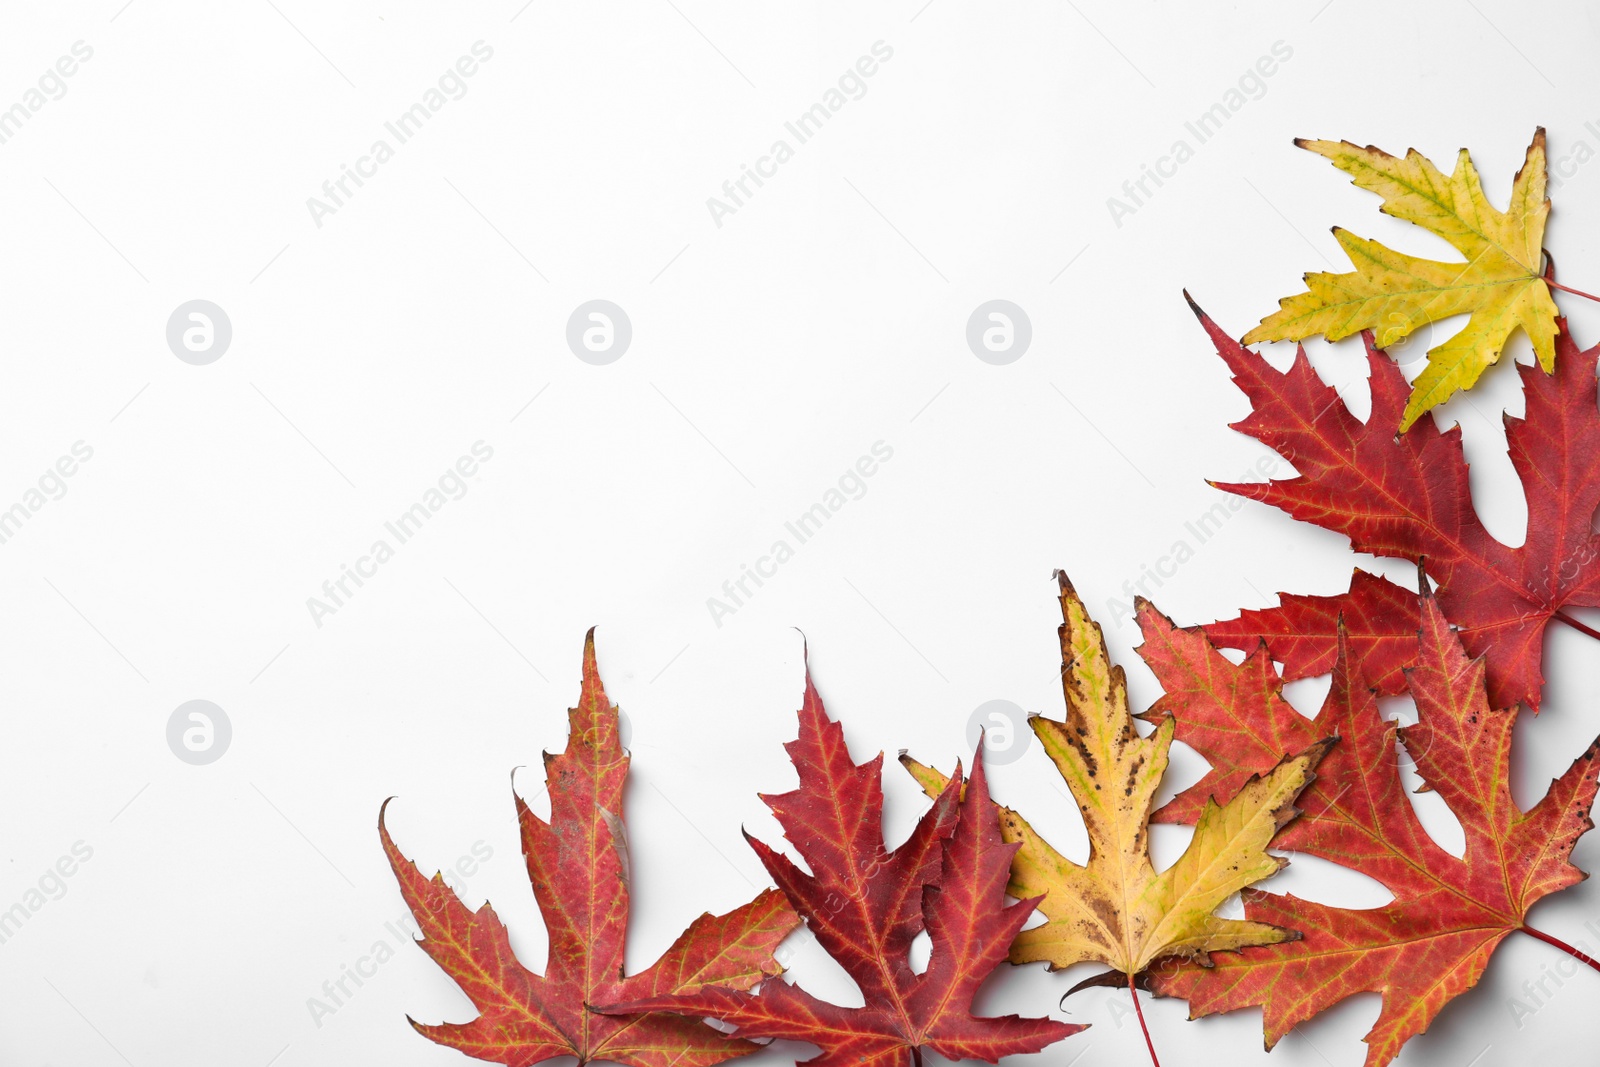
[904,573,1328,1066]
[1203,568,1420,700]
[1189,297,1600,710]
[602,658,1082,1067]
[1139,586,1600,1067]
[1245,130,1559,428]
[379,631,800,1067]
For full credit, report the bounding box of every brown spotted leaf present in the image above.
[904,573,1329,984]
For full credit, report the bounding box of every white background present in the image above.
[1,1,1598,1064]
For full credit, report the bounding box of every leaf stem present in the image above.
[1547,279,1600,306]
[1554,610,1600,643]
[1522,925,1600,973]
[1129,972,1161,1067]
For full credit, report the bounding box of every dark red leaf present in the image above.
[602,670,1083,1067]
[1188,295,1600,709]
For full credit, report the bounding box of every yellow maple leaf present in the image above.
[1244,129,1557,430]
[903,572,1329,983]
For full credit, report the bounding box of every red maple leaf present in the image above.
[1188,294,1600,709]
[380,632,800,1067]
[1204,567,1419,697]
[1137,587,1600,1067]
[603,669,1084,1067]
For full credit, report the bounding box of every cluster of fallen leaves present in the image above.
[1155,129,1600,1066]
[377,131,1600,1067]
[1142,584,1599,1067]
[381,581,1326,1067]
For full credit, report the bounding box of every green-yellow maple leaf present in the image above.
[1245,129,1557,430]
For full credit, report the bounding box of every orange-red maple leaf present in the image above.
[380,632,800,1067]
[604,668,1084,1067]
[1138,587,1600,1067]
[1188,295,1600,710]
